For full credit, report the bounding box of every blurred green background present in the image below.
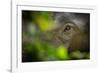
[22,11,90,62]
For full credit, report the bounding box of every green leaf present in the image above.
[31,11,54,31]
[56,45,69,60]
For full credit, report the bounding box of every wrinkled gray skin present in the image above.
[49,12,90,52]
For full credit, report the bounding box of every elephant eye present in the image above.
[63,25,71,32]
